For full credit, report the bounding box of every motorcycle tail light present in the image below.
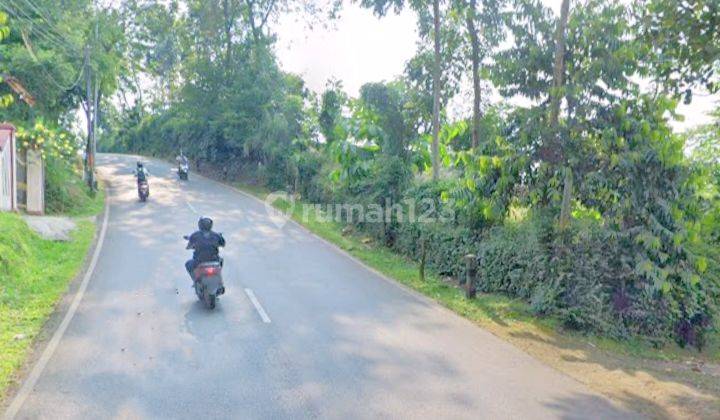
[202,266,219,276]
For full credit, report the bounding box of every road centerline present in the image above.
[244,288,272,324]
[185,200,199,215]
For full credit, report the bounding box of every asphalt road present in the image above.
[7,154,640,419]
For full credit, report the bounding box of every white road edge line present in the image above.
[244,288,272,324]
[4,193,111,420]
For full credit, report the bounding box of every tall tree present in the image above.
[552,0,572,229]
[466,0,480,150]
[549,0,570,127]
[453,0,504,150]
[430,0,441,179]
[358,0,445,180]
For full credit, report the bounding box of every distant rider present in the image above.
[176,151,189,166]
[185,217,226,282]
[134,161,149,193]
[135,161,149,183]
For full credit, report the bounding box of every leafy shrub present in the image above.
[44,157,98,216]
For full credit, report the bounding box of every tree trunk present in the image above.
[223,0,233,66]
[84,47,94,188]
[431,0,441,180]
[550,0,570,127]
[466,0,481,150]
[244,0,260,46]
[550,0,573,230]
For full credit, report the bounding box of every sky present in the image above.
[273,1,718,132]
[274,3,418,96]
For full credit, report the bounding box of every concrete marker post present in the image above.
[464,254,477,299]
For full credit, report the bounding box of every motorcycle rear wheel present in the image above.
[204,293,216,309]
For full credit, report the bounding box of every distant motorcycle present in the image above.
[184,235,225,309]
[178,162,189,180]
[138,180,150,202]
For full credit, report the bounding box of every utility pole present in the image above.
[84,44,94,190]
[92,1,99,192]
[84,1,99,191]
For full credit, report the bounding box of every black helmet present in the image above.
[137,161,144,168]
[198,217,213,232]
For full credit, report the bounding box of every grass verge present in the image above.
[239,183,720,419]
[0,183,103,399]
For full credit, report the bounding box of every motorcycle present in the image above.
[178,162,189,181]
[184,235,225,309]
[138,181,150,202]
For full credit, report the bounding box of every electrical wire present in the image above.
[0,0,87,92]
[20,28,85,92]
[14,0,80,51]
[1,1,81,58]
[1,5,81,60]
[0,1,85,93]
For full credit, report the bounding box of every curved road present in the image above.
[6,154,638,419]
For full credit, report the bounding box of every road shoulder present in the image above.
[0,184,109,415]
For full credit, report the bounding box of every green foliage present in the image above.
[16,121,80,160]
[319,80,347,145]
[44,156,101,216]
[103,0,720,349]
[636,0,720,96]
[0,11,12,109]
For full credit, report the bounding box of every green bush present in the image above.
[475,211,719,345]
[44,157,100,216]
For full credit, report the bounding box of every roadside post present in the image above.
[25,148,44,215]
[0,123,17,212]
[464,254,477,299]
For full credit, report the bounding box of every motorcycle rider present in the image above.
[185,217,226,282]
[135,161,149,182]
[176,151,189,166]
[176,151,189,179]
[134,161,150,196]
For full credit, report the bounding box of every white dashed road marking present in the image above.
[244,288,272,324]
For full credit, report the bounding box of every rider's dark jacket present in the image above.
[187,230,225,262]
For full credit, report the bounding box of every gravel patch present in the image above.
[22,216,77,241]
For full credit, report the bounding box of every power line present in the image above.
[20,28,85,92]
[14,0,80,52]
[1,1,85,93]
[3,3,82,59]
[0,0,86,92]
[18,0,58,29]
[18,0,85,56]
[1,1,82,58]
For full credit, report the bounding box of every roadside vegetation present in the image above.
[99,0,720,413]
[1,0,719,416]
[0,211,97,397]
[236,179,720,419]
[103,0,719,351]
[0,8,105,400]
[0,147,102,398]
